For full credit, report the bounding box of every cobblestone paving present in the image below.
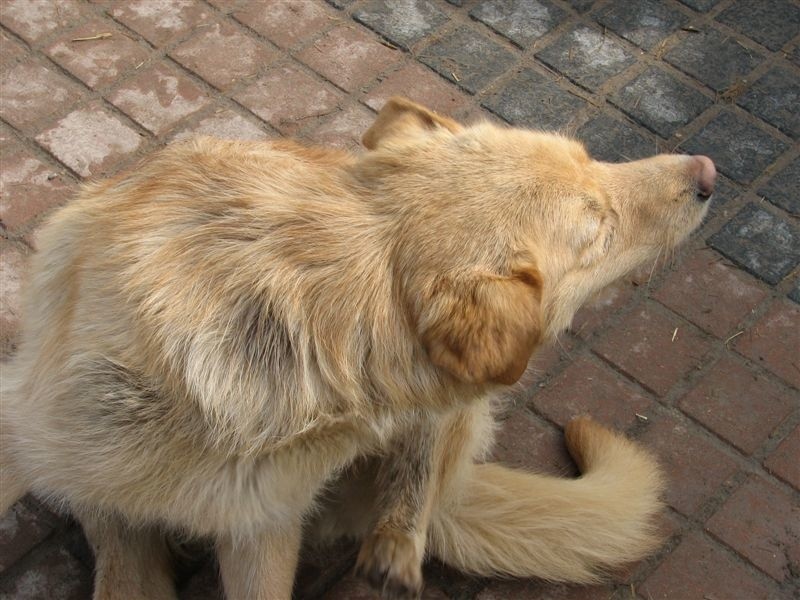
[1,1,798,599]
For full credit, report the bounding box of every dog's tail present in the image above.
[428,417,665,583]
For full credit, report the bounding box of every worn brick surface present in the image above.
[709,203,800,286]
[298,24,401,92]
[716,0,800,52]
[758,156,800,216]
[594,0,689,51]
[0,60,83,131]
[678,355,794,455]
[706,477,800,581]
[610,67,712,138]
[3,1,800,598]
[483,67,586,130]
[0,142,73,234]
[593,305,713,397]
[353,0,447,50]
[737,67,800,139]
[419,26,515,93]
[36,101,143,178]
[682,111,789,184]
[171,21,277,91]
[532,355,655,431]
[639,415,739,515]
[764,426,800,490]
[653,248,768,338]
[108,62,209,135]
[665,28,764,93]
[641,531,779,599]
[233,64,343,135]
[45,20,149,91]
[536,24,636,92]
[733,299,800,389]
[470,0,566,48]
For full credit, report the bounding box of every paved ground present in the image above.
[1,0,798,598]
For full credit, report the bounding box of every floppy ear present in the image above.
[363,97,463,150]
[416,267,543,385]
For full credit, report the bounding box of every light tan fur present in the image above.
[0,98,711,599]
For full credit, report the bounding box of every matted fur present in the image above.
[0,98,713,599]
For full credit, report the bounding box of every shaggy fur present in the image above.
[0,98,714,599]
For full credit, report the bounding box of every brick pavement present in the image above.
[0,1,798,598]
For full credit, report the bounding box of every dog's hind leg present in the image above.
[77,510,176,600]
[216,520,303,600]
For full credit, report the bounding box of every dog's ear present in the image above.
[415,267,543,385]
[577,199,618,267]
[363,97,462,150]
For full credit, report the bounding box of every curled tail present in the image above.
[428,417,665,583]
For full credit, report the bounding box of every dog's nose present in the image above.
[690,155,716,199]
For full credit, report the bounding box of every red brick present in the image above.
[171,108,272,142]
[304,103,375,151]
[0,241,28,353]
[639,414,739,515]
[298,25,401,92]
[477,579,614,600]
[569,280,637,340]
[233,64,343,135]
[0,542,93,599]
[678,355,795,455]
[170,21,277,91]
[0,29,28,69]
[734,299,800,389]
[45,20,149,90]
[108,62,209,135]
[706,477,800,582]
[0,0,84,44]
[764,425,800,490]
[363,63,469,116]
[233,0,335,49]
[593,304,713,396]
[653,249,768,338]
[36,101,143,178]
[532,355,655,431]
[109,0,213,48]
[0,60,83,131]
[641,532,777,600]
[0,500,57,572]
[0,142,73,233]
[489,407,577,476]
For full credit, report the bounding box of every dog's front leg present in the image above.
[216,520,302,600]
[354,414,437,599]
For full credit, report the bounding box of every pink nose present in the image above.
[690,155,716,198]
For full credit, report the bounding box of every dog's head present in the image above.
[360,98,714,386]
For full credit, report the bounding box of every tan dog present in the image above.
[0,98,715,599]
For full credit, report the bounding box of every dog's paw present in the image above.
[354,529,423,599]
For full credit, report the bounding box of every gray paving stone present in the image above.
[0,544,92,600]
[678,0,721,12]
[789,277,800,304]
[681,111,788,184]
[737,67,800,139]
[665,28,764,93]
[470,0,566,48]
[703,175,739,222]
[594,0,689,50]
[610,67,712,138]
[708,203,800,285]
[716,0,800,52]
[482,67,586,130]
[353,0,448,50]
[0,500,57,572]
[758,157,800,216]
[419,26,515,93]
[536,24,637,91]
[567,0,595,13]
[790,45,800,68]
[576,113,655,162]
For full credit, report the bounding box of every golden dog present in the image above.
[1,98,715,599]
